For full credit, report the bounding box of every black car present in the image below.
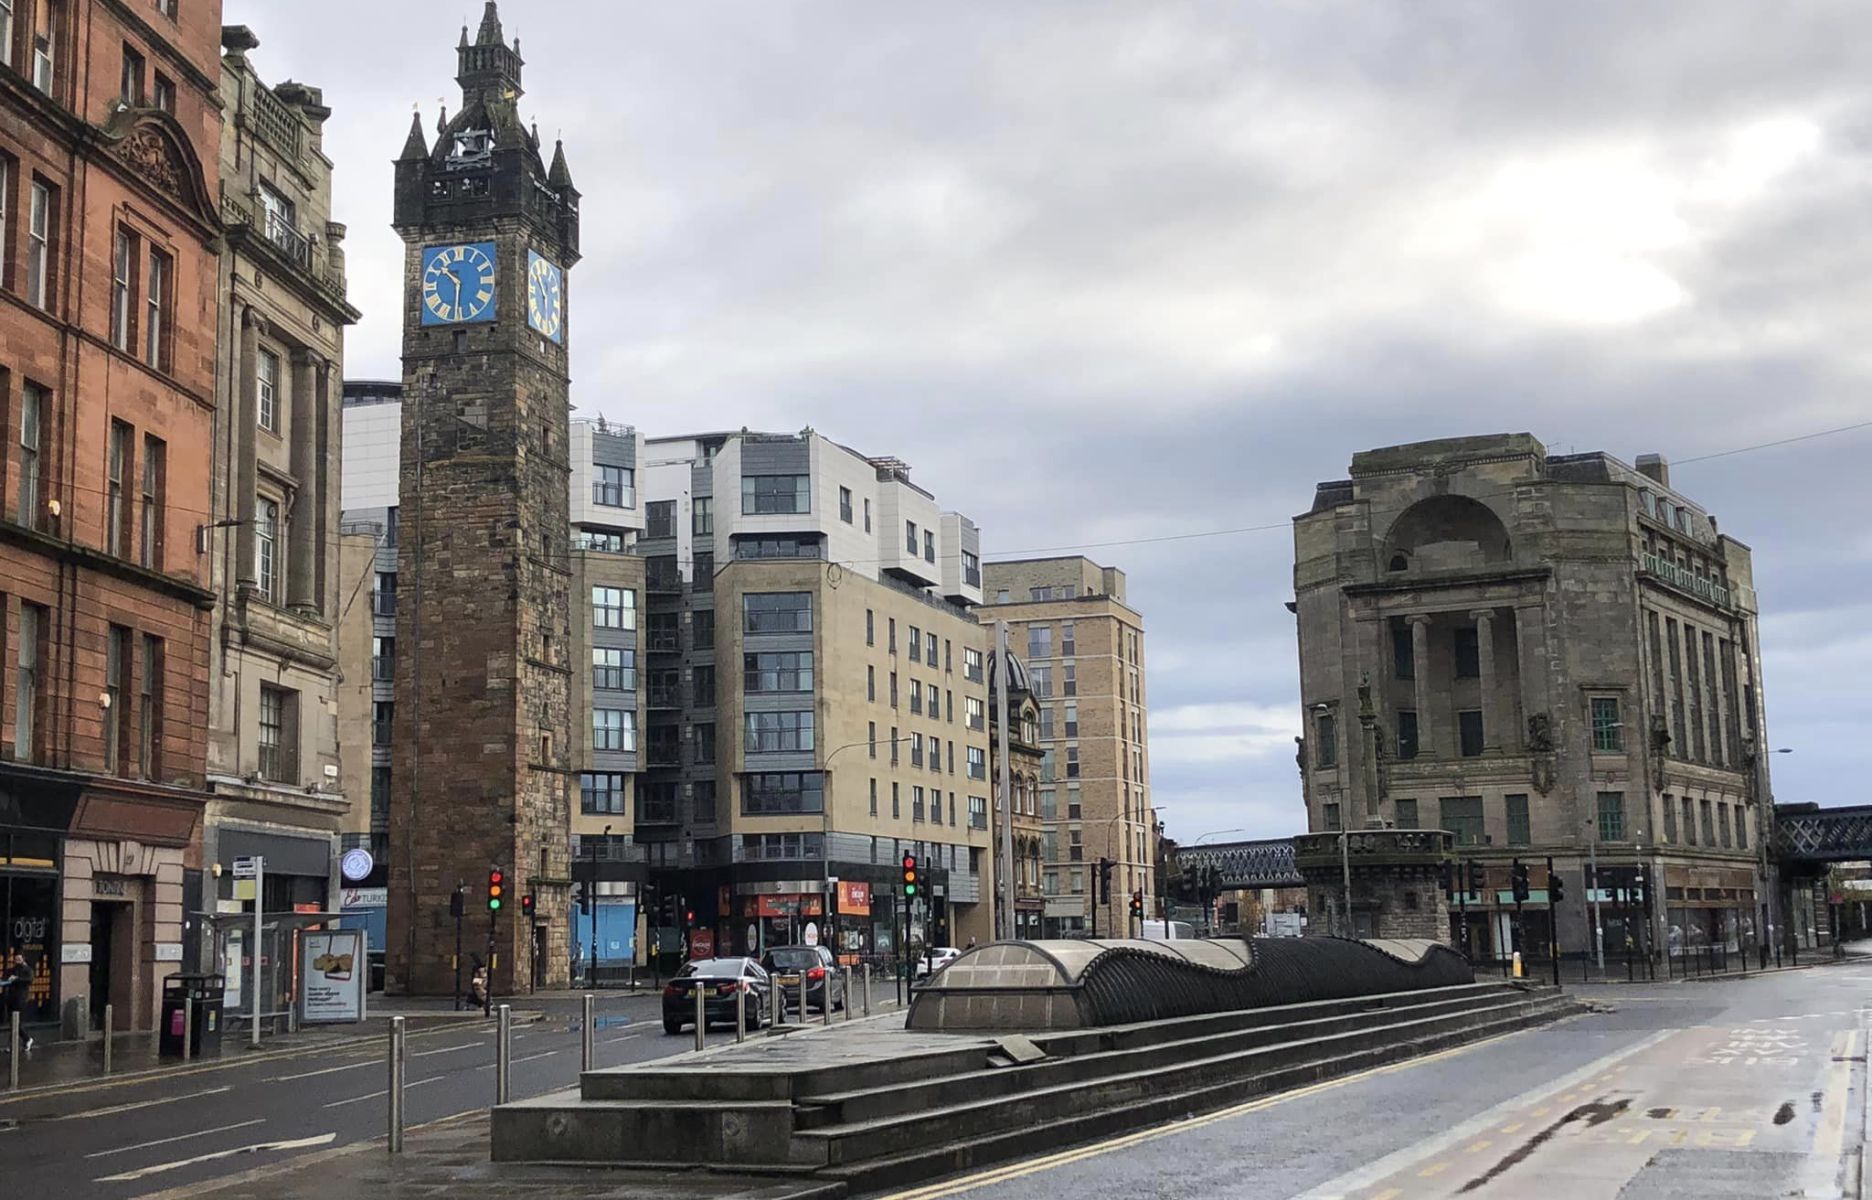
[760,944,846,1013]
[662,957,772,1035]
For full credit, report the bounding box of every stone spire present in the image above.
[475,1,505,47]
[548,138,574,189]
[399,109,429,160]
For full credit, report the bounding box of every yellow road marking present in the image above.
[1419,1161,1451,1177]
[1465,1140,1492,1154]
[872,1030,1525,1200]
[1370,1190,1402,1200]
[1500,1121,1525,1134]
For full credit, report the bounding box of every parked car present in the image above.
[913,946,962,979]
[761,944,845,1013]
[662,957,771,1035]
[1141,920,1197,941]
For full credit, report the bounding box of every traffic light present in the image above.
[1465,859,1485,895]
[450,887,466,919]
[487,867,505,913]
[683,905,695,928]
[1129,889,1144,920]
[1098,857,1115,898]
[1548,868,1566,904]
[1510,860,1531,904]
[1438,859,1454,899]
[903,853,919,898]
[520,892,536,918]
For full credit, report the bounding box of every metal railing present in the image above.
[263,210,311,269]
[1640,553,1732,608]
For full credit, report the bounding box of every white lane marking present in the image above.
[276,1060,376,1082]
[475,1049,561,1070]
[603,1032,642,1044]
[93,1132,337,1183]
[84,1118,266,1159]
[410,1042,483,1058]
[1802,1028,1859,1198]
[48,1085,232,1120]
[321,1075,444,1109]
[1291,1028,1679,1200]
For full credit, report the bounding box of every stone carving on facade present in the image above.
[1527,711,1557,794]
[117,126,187,201]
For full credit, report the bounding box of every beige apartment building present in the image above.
[981,558,1153,938]
[200,27,359,942]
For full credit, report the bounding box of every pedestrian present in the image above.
[6,950,33,1051]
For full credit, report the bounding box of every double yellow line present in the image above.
[877,1031,1518,1200]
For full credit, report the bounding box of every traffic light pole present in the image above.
[1547,856,1561,989]
[453,885,464,1012]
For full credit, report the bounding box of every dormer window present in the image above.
[1639,489,1656,517]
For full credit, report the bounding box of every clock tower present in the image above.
[387,2,581,995]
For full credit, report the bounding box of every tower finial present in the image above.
[475,0,504,47]
[400,109,430,161]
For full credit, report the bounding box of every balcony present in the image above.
[647,686,681,710]
[264,210,311,270]
[1640,553,1731,609]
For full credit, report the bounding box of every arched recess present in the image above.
[1381,495,1513,573]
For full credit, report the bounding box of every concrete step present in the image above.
[792,987,1539,1128]
[794,992,1566,1167]
[815,997,1577,1193]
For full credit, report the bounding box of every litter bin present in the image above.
[158,973,226,1057]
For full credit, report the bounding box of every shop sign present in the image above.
[340,848,374,882]
[300,929,365,1023]
[61,943,92,964]
[154,943,182,961]
[837,881,872,916]
[341,887,388,909]
[803,922,819,947]
[752,895,825,919]
[94,876,130,898]
[690,929,715,959]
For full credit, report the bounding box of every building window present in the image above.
[152,72,174,114]
[136,434,164,568]
[106,419,130,556]
[743,592,812,634]
[839,486,853,523]
[970,795,988,830]
[581,772,626,815]
[964,647,983,682]
[1027,625,1052,659]
[371,572,397,617]
[1505,794,1530,845]
[891,781,900,819]
[967,746,987,780]
[741,473,809,515]
[866,609,875,646]
[111,227,135,350]
[1590,697,1622,752]
[868,720,877,758]
[1395,798,1418,828]
[863,497,872,532]
[1033,665,1054,699]
[924,529,935,563]
[1039,706,1055,740]
[905,520,918,553]
[1322,803,1341,832]
[592,646,632,690]
[591,586,635,629]
[744,650,813,693]
[869,778,878,816]
[120,41,144,105]
[138,633,163,777]
[1453,627,1480,679]
[257,347,280,432]
[144,247,170,367]
[741,772,824,816]
[1437,796,1484,846]
[695,722,716,764]
[1597,791,1626,842]
[103,625,131,772]
[1393,621,1414,680]
[912,786,925,822]
[1313,711,1336,768]
[368,701,393,748]
[1458,710,1484,758]
[258,685,297,782]
[692,663,716,706]
[30,1,54,92]
[593,463,633,508]
[1064,702,1079,738]
[1065,745,1079,778]
[966,696,985,731]
[745,710,814,753]
[1681,796,1697,846]
[909,681,922,715]
[1737,804,1749,850]
[27,179,53,308]
[962,549,981,588]
[1662,793,1677,843]
[17,383,44,527]
[0,0,12,70]
[372,636,395,682]
[908,626,922,664]
[593,708,635,751]
[910,732,924,767]
[644,499,675,537]
[255,497,280,601]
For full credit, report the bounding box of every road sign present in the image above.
[232,856,261,878]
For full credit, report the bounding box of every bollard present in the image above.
[863,964,872,1016]
[8,1011,18,1091]
[823,977,834,1027]
[771,975,782,1028]
[796,973,807,1021]
[388,1016,406,1153]
[842,968,853,1022]
[495,1004,512,1104]
[1512,951,1523,980]
[183,996,195,1062]
[102,1003,114,1076]
[581,994,595,1074]
[735,984,747,1043]
[693,986,706,1053]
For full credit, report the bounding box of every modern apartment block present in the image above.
[636,431,996,958]
[1,0,225,1035]
[1292,434,1775,963]
[980,558,1154,938]
[201,27,359,934]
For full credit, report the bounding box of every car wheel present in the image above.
[663,1018,683,1035]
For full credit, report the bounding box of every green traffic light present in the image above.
[489,898,502,910]
[904,885,916,897]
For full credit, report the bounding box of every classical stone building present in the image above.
[987,649,1047,941]
[979,558,1154,938]
[1,0,224,1035]
[385,3,581,996]
[1292,434,1774,964]
[201,26,358,941]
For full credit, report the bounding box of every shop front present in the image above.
[735,890,825,955]
[1,773,79,1030]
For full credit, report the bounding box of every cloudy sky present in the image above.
[231,1,1871,844]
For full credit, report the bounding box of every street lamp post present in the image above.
[1745,741,1792,962]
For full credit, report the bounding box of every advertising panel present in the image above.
[301,929,365,1023]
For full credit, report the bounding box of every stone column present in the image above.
[287,348,320,613]
[1471,608,1497,751]
[234,307,265,587]
[1408,614,1434,759]
[1514,605,1546,749]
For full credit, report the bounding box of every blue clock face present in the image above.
[527,250,564,344]
[420,242,498,325]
